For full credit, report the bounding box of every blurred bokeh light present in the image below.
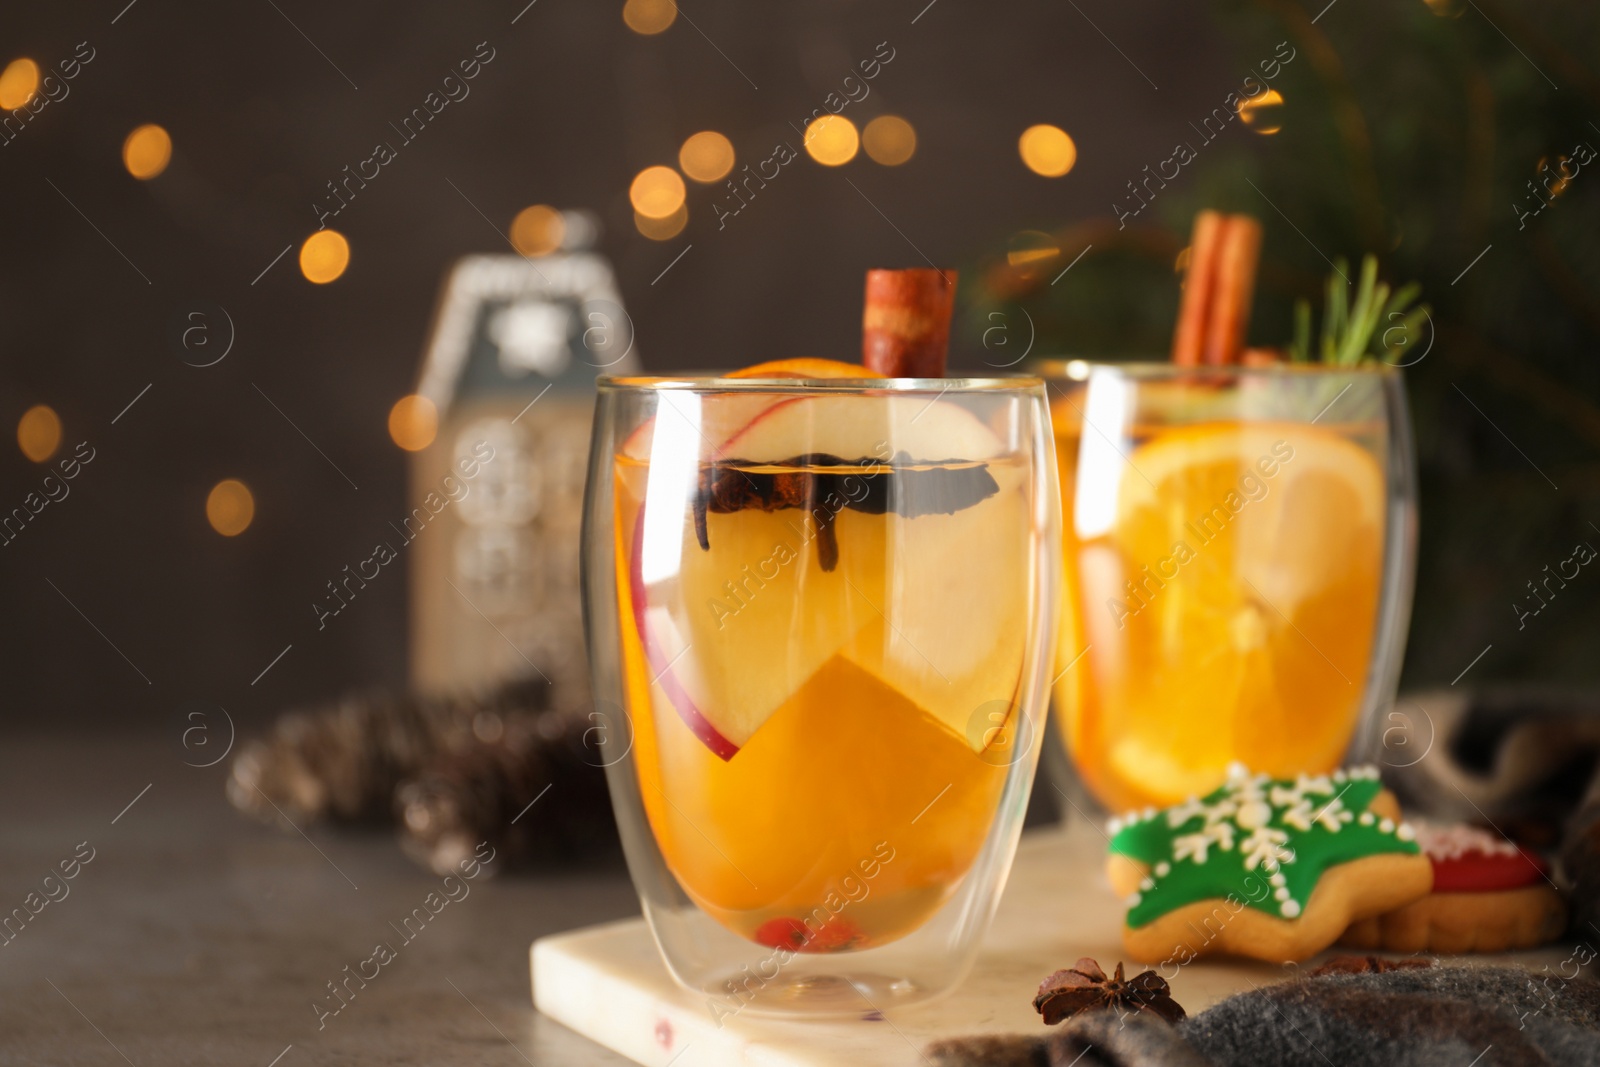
[679,131,735,183]
[122,124,172,179]
[300,230,350,284]
[388,394,439,452]
[629,165,686,219]
[1238,89,1284,134]
[1006,230,1061,272]
[635,203,688,240]
[17,404,61,463]
[804,115,859,166]
[206,479,255,537]
[623,0,677,35]
[510,204,565,256]
[863,115,917,165]
[1018,124,1077,177]
[0,58,39,110]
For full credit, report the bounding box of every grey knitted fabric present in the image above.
[930,966,1600,1067]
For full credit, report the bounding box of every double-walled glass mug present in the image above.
[1037,360,1417,813]
[580,373,1060,1017]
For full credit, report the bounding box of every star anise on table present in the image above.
[1033,957,1187,1026]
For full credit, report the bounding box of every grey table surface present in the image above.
[0,734,640,1066]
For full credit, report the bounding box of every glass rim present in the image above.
[1027,358,1401,380]
[597,373,1045,393]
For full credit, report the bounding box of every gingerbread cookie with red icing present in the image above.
[1341,821,1567,954]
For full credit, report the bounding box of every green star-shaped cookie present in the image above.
[1108,765,1420,928]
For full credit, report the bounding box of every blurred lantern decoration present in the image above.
[229,209,636,872]
[407,209,639,712]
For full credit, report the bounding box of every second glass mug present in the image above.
[1036,359,1418,814]
[580,373,1060,1016]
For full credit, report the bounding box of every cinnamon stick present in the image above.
[862,268,957,377]
[1171,211,1224,366]
[1202,215,1262,366]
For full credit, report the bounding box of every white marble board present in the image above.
[531,823,1567,1066]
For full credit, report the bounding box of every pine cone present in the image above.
[395,708,618,876]
[226,679,552,827]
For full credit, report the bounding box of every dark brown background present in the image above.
[0,0,1244,736]
[4,0,1592,743]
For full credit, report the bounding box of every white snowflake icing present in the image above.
[1119,764,1397,924]
[1165,797,1209,828]
[1172,821,1238,864]
[1204,798,1239,825]
[1300,797,1354,833]
[1280,798,1316,832]
[1235,800,1273,829]
[1173,831,1215,864]
[1205,820,1236,852]
[1241,826,1293,871]
[1110,804,1167,836]
[1411,821,1519,860]
[1269,774,1336,808]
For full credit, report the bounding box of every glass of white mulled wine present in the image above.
[581,369,1060,1016]
[1038,360,1418,814]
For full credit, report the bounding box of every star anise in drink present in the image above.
[1033,957,1186,1025]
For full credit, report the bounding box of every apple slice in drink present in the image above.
[624,388,1025,759]
[615,359,885,467]
[839,482,1031,755]
[624,494,885,757]
[716,392,1004,464]
[620,373,888,759]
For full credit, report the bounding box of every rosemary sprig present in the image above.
[1288,254,1429,366]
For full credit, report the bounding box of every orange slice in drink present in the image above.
[725,358,885,379]
[1076,421,1384,807]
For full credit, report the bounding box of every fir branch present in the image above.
[1288,254,1429,366]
